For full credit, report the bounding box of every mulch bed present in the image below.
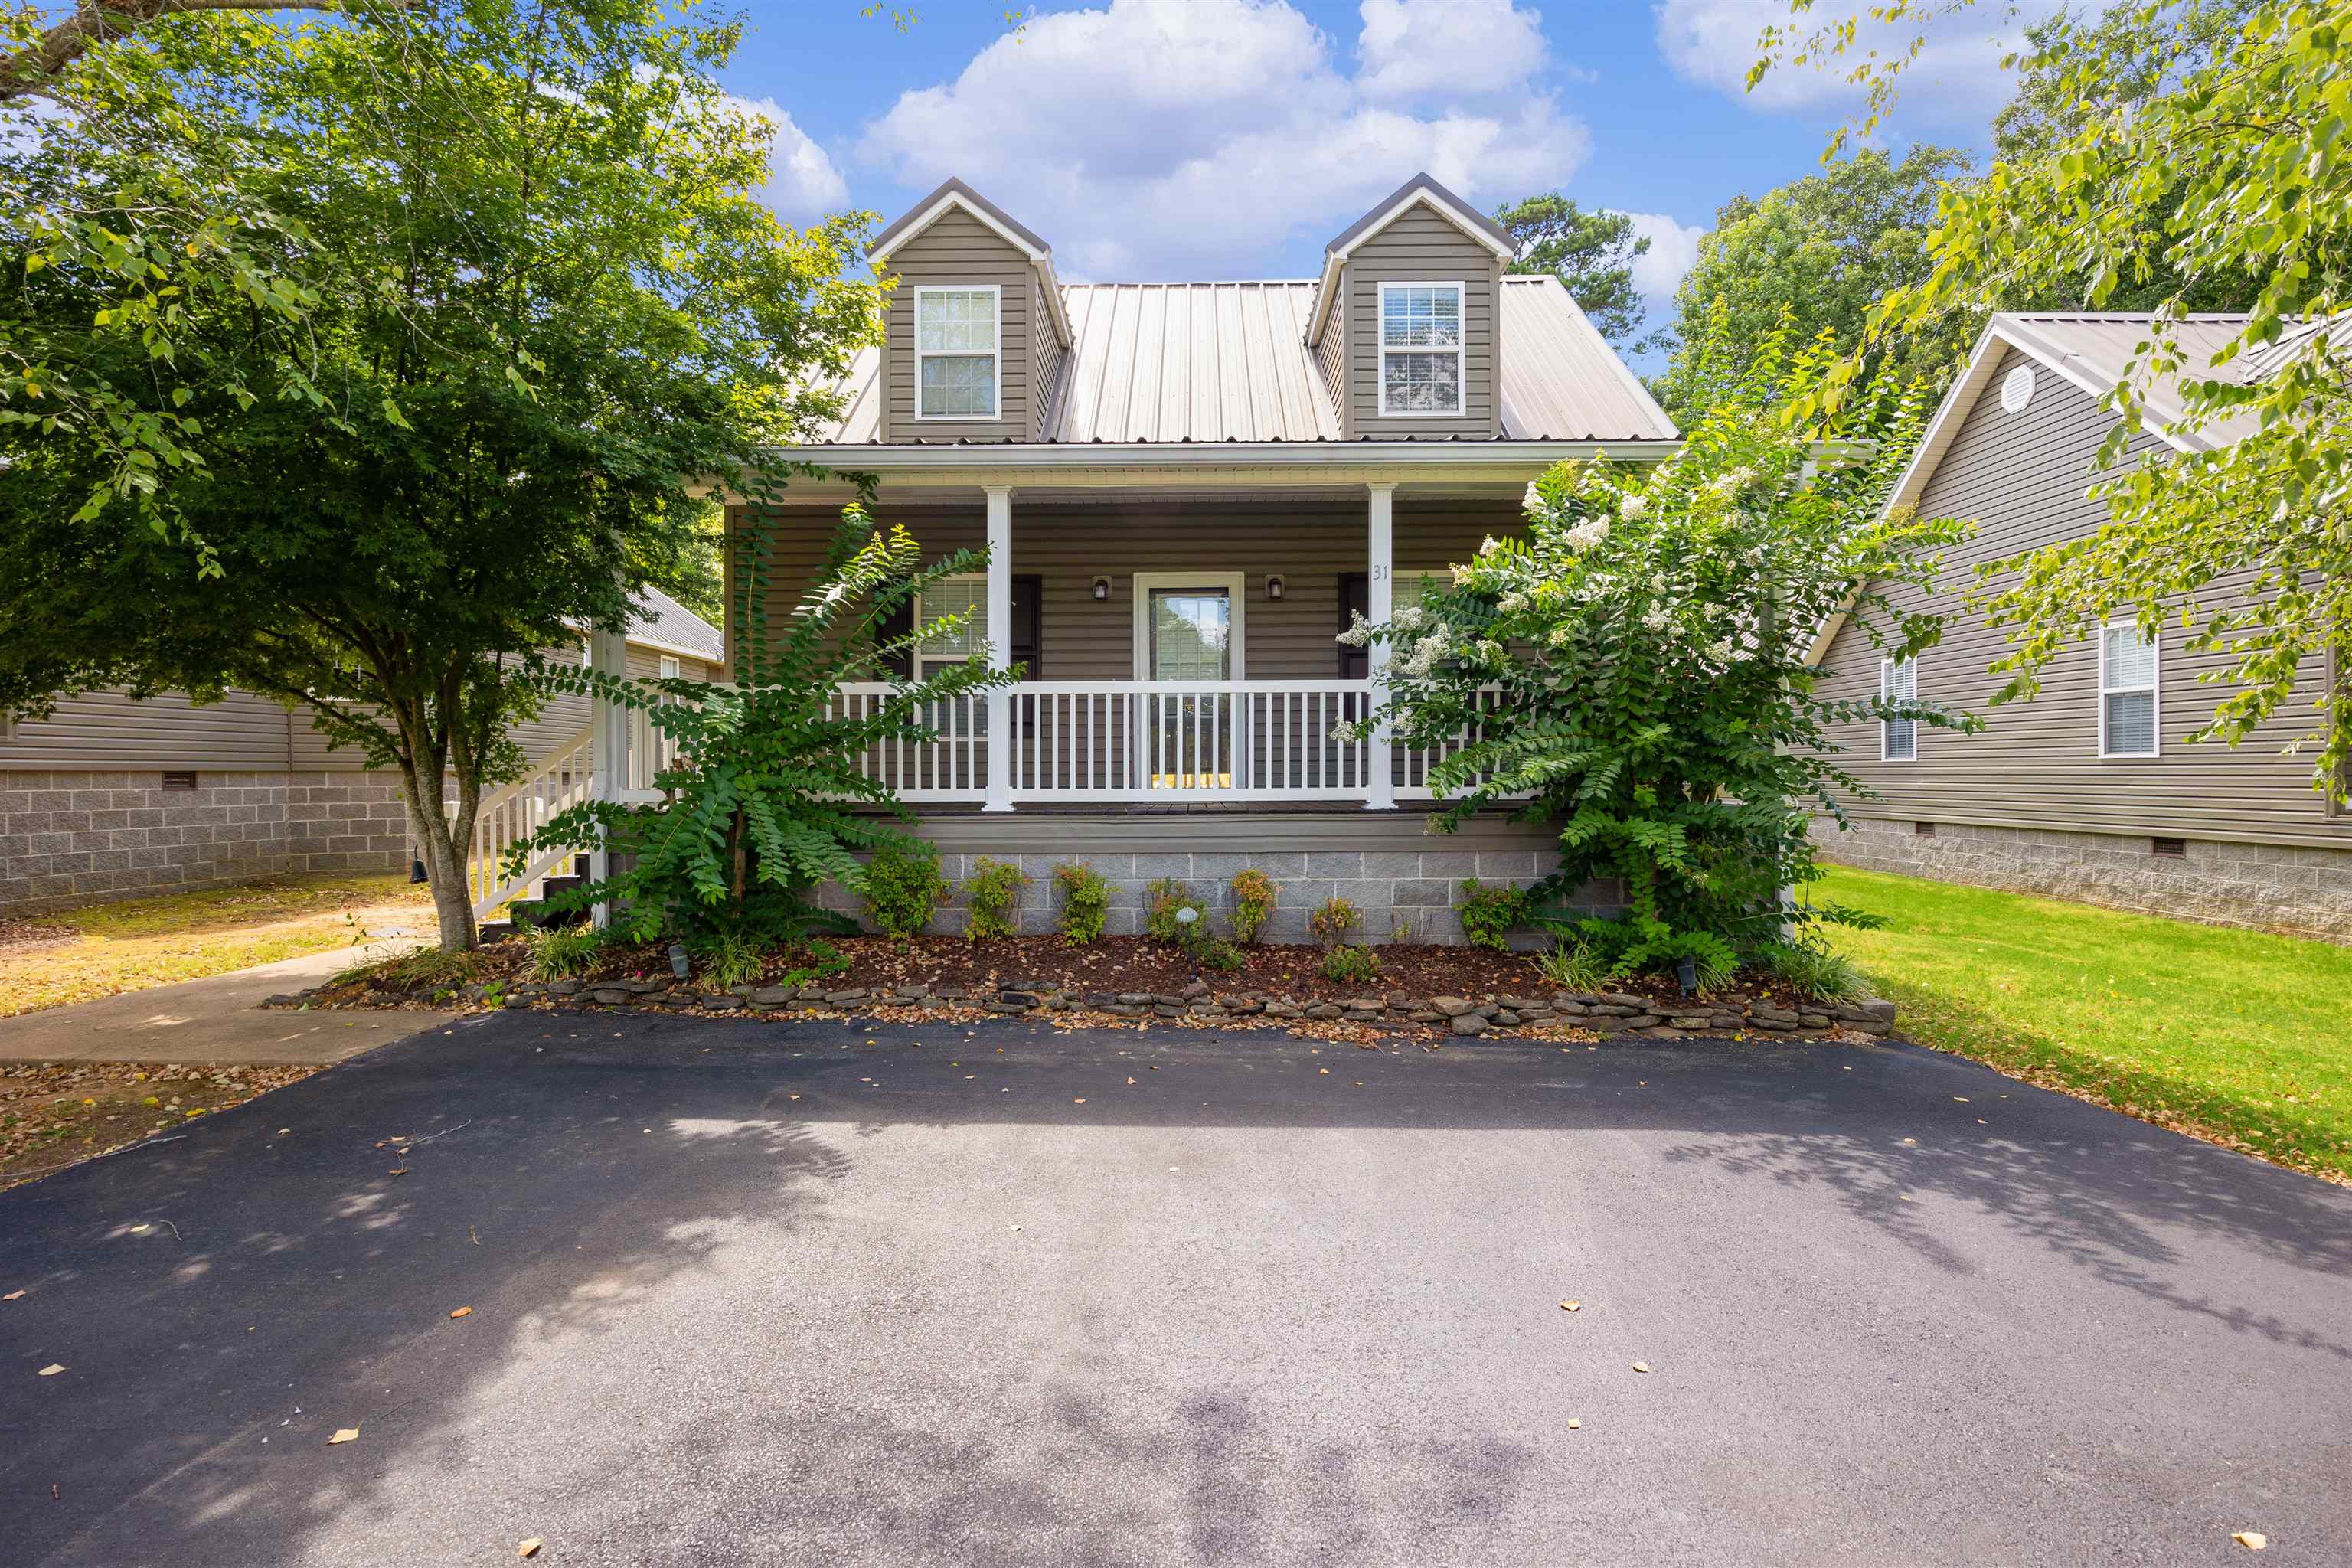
[0,1061,318,1194]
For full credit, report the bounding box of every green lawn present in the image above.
[1815,865,2352,1184]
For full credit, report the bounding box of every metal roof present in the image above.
[798,274,1676,447]
[1990,313,2270,449]
[623,586,724,664]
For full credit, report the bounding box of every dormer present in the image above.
[868,179,1074,443]
[1305,172,1516,440]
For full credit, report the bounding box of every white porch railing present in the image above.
[468,727,596,919]
[1396,684,1511,802]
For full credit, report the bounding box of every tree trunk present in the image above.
[394,761,479,952]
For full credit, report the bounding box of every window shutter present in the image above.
[876,592,914,680]
[1338,573,1368,679]
[1011,574,1042,678]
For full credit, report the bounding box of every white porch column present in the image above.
[1364,482,1396,811]
[586,626,630,926]
[983,485,1014,812]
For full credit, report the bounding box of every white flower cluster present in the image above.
[1335,610,1374,648]
[1393,626,1454,678]
[1562,518,1611,553]
[1618,493,1649,520]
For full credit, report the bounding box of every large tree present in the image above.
[0,0,881,948]
[1492,194,1650,346]
[1763,0,2352,802]
[1649,145,1976,421]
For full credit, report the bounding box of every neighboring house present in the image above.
[0,587,724,916]
[1809,312,2352,942]
[724,174,1681,942]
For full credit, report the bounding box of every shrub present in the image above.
[1145,877,1211,947]
[335,946,481,994]
[1344,312,1975,975]
[524,924,605,981]
[1228,868,1276,945]
[864,841,949,939]
[1200,939,1246,972]
[1307,896,1359,948]
[1758,939,1867,1004]
[962,856,1030,942]
[1454,879,1526,952]
[1054,862,1111,944]
[509,511,1018,943]
[1321,944,1383,985]
[692,930,767,988]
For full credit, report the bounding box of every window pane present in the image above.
[2103,625,2156,688]
[1151,590,1230,680]
[2105,691,2156,755]
[922,580,988,658]
[920,354,997,416]
[1383,351,1461,413]
[917,290,995,352]
[1885,658,1916,703]
[1382,285,1462,348]
[1884,717,1916,760]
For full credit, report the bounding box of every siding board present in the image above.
[1343,207,1501,439]
[879,209,1034,443]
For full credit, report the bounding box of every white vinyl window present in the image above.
[658,655,681,680]
[915,574,988,677]
[1379,282,1464,416]
[2099,622,2160,757]
[915,286,1000,419]
[1880,657,1918,762]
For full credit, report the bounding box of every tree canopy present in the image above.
[1493,193,1650,346]
[1650,145,1975,422]
[0,0,882,946]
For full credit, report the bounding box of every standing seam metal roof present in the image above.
[797,274,1676,446]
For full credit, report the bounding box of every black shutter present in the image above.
[876,591,914,679]
[1011,573,1043,678]
[1338,572,1368,680]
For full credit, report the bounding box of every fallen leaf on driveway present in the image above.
[1073,1099,1086,1104]
[2232,1533,2267,1550]
[1560,1301,1581,1312]
[518,1540,544,1558]
[4,1289,23,1301]
[1632,1361,1651,1374]
[38,1364,64,1376]
[1566,1418,1581,1430]
[328,1427,360,1445]
[449,1307,472,1319]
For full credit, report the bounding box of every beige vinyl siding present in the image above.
[879,209,1033,443]
[1343,207,1500,439]
[732,498,1521,682]
[1029,272,1063,439]
[0,689,292,770]
[1817,345,2347,848]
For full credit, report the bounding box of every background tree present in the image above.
[1493,194,1650,346]
[1763,1,2352,802]
[1650,145,1975,421]
[0,0,882,949]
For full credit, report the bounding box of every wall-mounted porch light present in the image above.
[1091,575,1112,601]
[1265,573,1285,601]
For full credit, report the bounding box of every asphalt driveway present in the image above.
[3,1013,2348,1566]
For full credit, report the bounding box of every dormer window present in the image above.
[1379,282,1463,416]
[915,286,1000,419]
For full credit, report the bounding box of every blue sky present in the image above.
[714,1,2040,358]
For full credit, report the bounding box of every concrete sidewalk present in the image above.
[0,943,459,1065]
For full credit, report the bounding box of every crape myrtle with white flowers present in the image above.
[1341,317,1975,982]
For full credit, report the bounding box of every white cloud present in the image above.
[1624,211,1707,303]
[1357,0,1549,100]
[856,0,1590,279]
[721,92,850,221]
[1655,0,2056,120]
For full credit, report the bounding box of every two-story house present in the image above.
[723,173,1681,942]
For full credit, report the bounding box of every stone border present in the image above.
[273,975,1898,1044]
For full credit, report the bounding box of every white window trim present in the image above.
[1131,572,1246,681]
[1377,281,1467,419]
[2098,619,2161,759]
[1880,656,1918,763]
[915,573,990,675]
[913,284,1001,422]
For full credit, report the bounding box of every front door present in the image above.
[1134,573,1243,789]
